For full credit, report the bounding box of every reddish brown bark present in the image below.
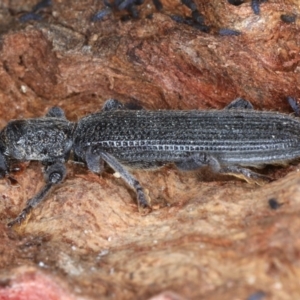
[0,0,300,299]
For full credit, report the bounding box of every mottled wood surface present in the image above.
[0,0,300,299]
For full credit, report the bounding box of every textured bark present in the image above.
[1,0,300,299]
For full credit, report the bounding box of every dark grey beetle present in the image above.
[4,98,300,226]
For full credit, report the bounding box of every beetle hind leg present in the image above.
[219,165,272,185]
[174,153,271,185]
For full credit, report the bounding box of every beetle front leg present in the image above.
[8,162,66,227]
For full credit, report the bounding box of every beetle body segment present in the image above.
[73,109,300,169]
[1,118,74,163]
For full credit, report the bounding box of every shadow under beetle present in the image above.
[5,98,300,226]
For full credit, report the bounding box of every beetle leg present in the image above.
[85,147,150,211]
[102,99,144,111]
[175,153,221,172]
[175,153,271,184]
[218,165,271,184]
[45,106,66,118]
[8,162,66,227]
[102,99,126,111]
[225,98,254,110]
[287,96,300,116]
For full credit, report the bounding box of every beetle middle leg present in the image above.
[84,147,150,211]
[175,152,221,172]
[7,162,67,227]
[225,98,254,110]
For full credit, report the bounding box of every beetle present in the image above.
[5,98,300,226]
